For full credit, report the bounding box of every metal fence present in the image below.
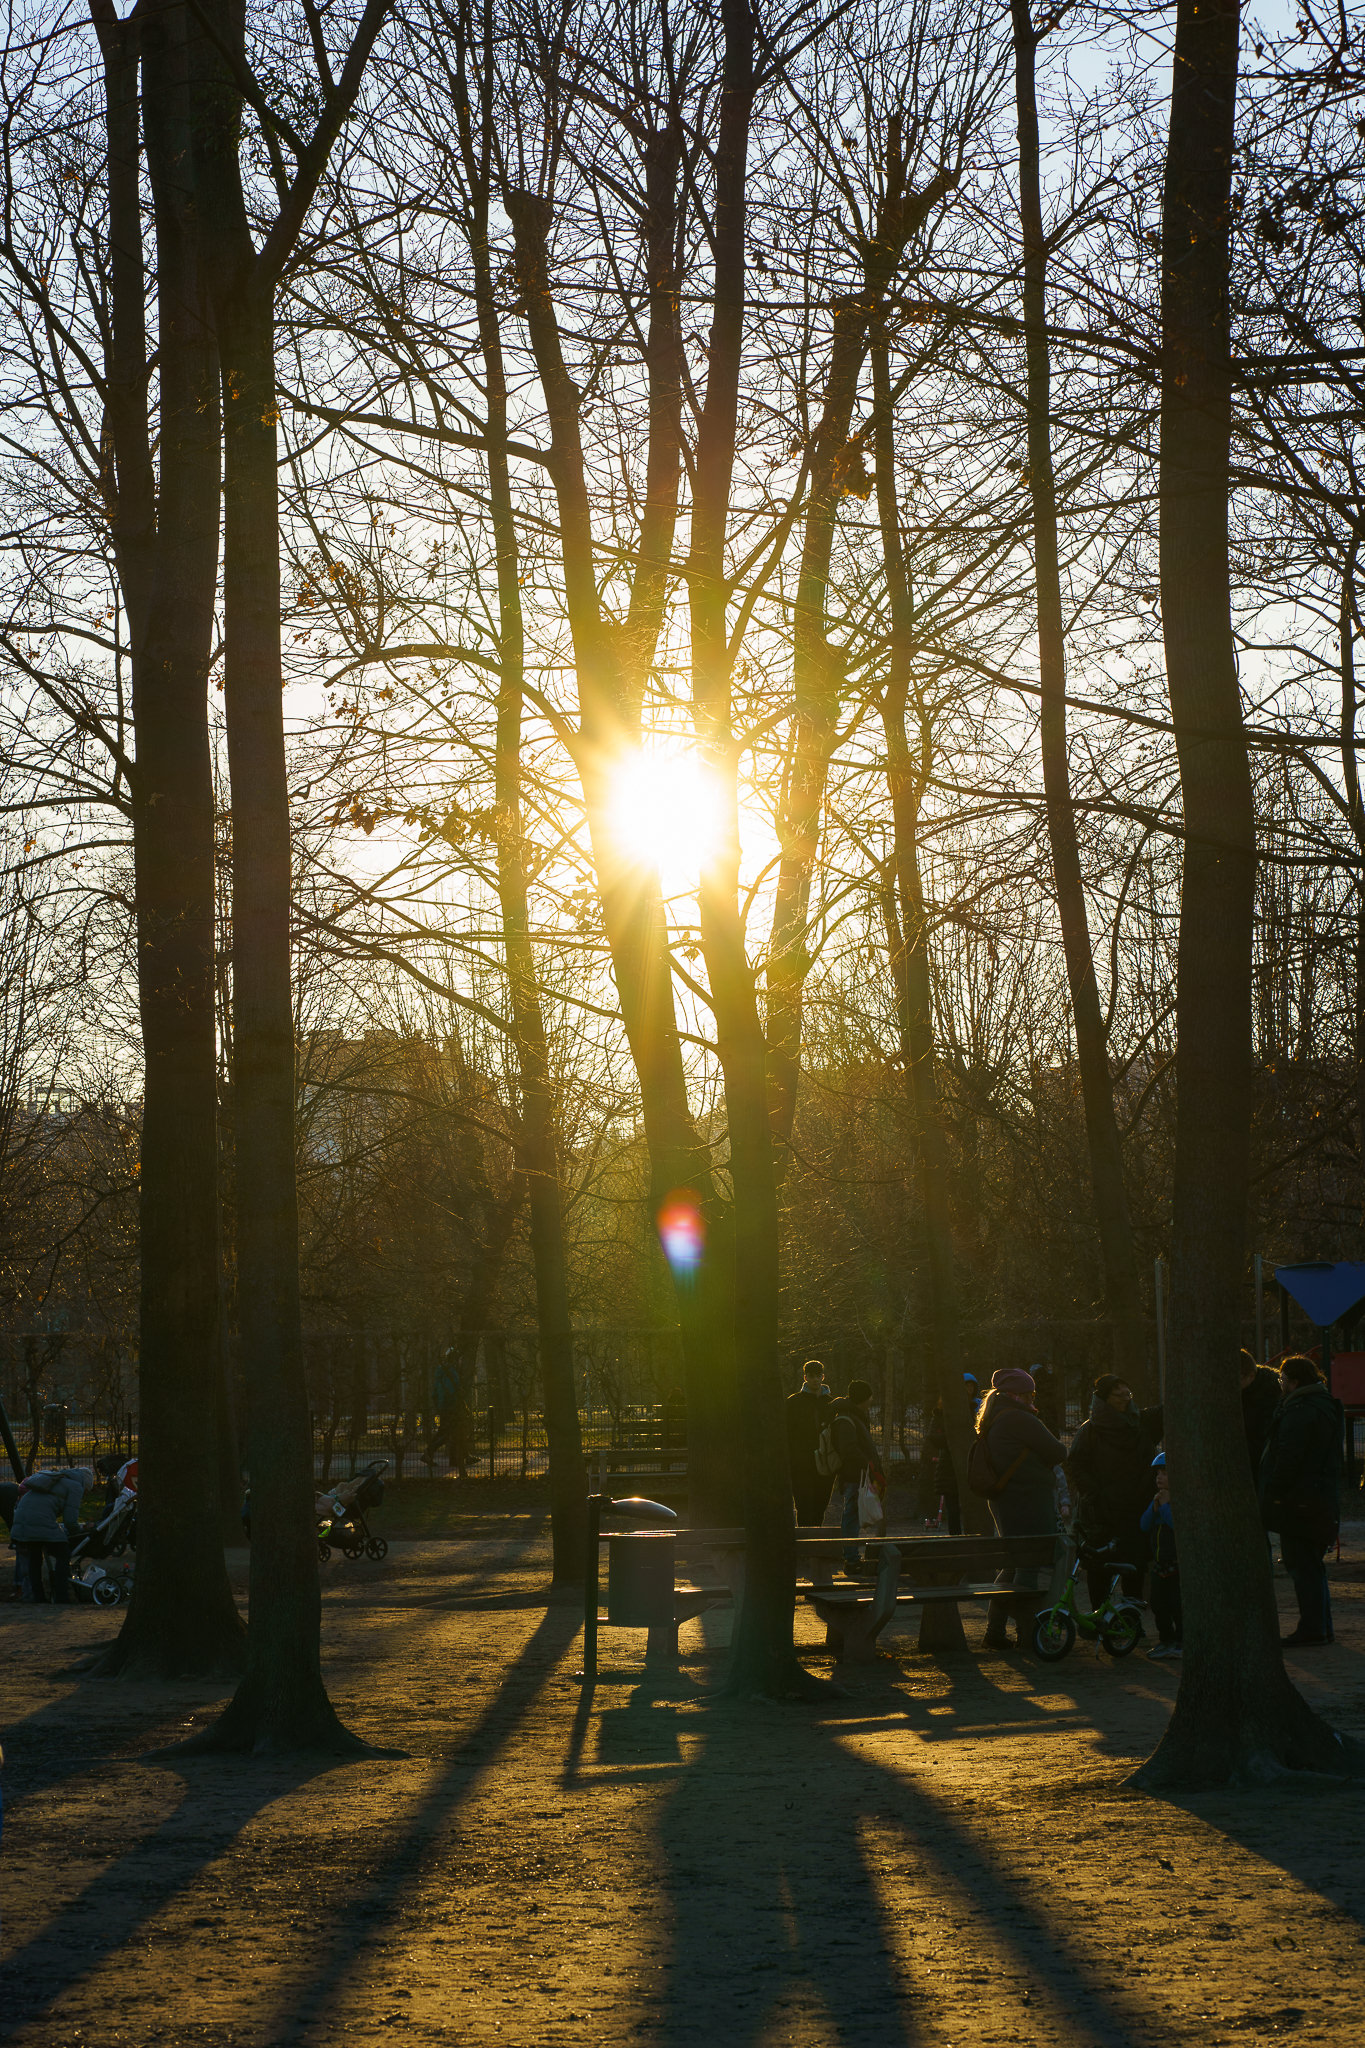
[15,1399,1365,1493]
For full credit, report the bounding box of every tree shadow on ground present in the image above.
[630,1657,1166,2047]
[256,1600,582,2039]
[0,1751,343,2035]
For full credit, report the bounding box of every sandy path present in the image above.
[2,1533,1363,2045]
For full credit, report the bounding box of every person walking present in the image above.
[831,1379,879,1573]
[1260,1355,1343,1648]
[1066,1373,1163,1608]
[1140,1453,1181,1659]
[10,1466,93,1606]
[977,1368,1069,1649]
[786,1358,835,1527]
[1240,1349,1281,1478]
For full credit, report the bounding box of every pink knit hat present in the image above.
[991,1368,1036,1399]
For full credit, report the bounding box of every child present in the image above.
[1140,1452,1180,1659]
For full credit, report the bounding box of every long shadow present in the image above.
[643,1663,1168,2048]
[272,1598,582,2039]
[0,1753,344,2035]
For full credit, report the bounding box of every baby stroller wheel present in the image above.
[93,1579,122,1607]
[342,1541,364,1560]
[317,1540,332,1562]
[364,1536,388,1561]
[1031,1610,1076,1661]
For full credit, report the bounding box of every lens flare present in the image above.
[657,1189,705,1277]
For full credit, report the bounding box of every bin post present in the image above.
[580,1492,607,1683]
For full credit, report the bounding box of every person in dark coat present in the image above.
[1066,1373,1163,1607]
[786,1358,834,1527]
[1240,1350,1281,1479]
[1259,1355,1343,1647]
[831,1380,879,1571]
[918,1375,978,1533]
[978,1367,1069,1647]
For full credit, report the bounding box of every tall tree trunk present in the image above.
[1010,2,1146,1391]
[505,178,742,1527]
[454,9,586,1580]
[687,0,818,1693]
[870,334,984,1535]
[88,0,244,1678]
[186,0,391,1753]
[766,127,956,1158]
[1136,0,1354,1787]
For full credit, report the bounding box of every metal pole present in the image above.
[1321,1325,1333,1400]
[1155,1256,1167,1401]
[580,1492,605,1684]
[1254,1253,1265,1363]
[0,1391,23,1481]
[1280,1285,1291,1359]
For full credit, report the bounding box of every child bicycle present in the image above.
[1031,1525,1145,1661]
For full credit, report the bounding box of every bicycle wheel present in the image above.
[1031,1610,1076,1661]
[1100,1610,1142,1658]
[365,1537,388,1562]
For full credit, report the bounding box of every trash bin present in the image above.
[606,1532,676,1628]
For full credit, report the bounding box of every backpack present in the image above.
[966,1428,1028,1499]
[814,1416,842,1477]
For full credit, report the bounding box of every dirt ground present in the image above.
[2,1522,1364,2048]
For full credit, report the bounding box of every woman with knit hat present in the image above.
[977,1368,1068,1649]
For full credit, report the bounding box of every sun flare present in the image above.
[608,746,723,886]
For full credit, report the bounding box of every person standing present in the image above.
[1239,1349,1281,1479]
[977,1368,1069,1649]
[1140,1454,1181,1659]
[831,1379,879,1572]
[1260,1355,1343,1648]
[786,1358,835,1527]
[1065,1373,1163,1608]
[10,1466,93,1606]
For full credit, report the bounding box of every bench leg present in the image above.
[917,1599,967,1653]
[645,1618,680,1663]
[821,1604,882,1665]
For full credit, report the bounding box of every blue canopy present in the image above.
[1275,1261,1365,1329]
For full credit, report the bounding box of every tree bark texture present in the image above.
[688,0,819,1694]
[186,0,390,1752]
[1137,0,1357,1787]
[88,0,244,1679]
[1010,3,1147,1392]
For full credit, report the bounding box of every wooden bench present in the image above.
[594,1525,1064,1667]
[800,1533,1064,1662]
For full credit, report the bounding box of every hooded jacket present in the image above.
[1259,1382,1343,1544]
[10,1466,92,1546]
[1066,1397,1164,1531]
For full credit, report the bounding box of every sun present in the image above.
[608,745,723,887]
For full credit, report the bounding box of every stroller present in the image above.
[69,1479,138,1607]
[316,1458,389,1562]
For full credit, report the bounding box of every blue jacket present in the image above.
[1140,1497,1177,1572]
